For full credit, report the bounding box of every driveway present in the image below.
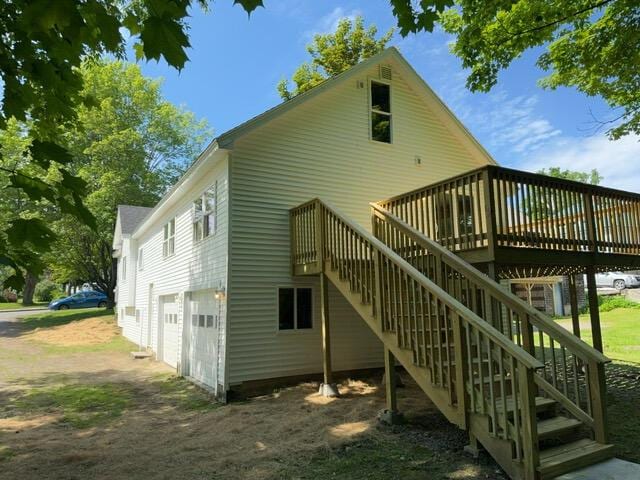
[0,309,503,480]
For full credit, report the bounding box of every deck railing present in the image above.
[378,165,640,257]
[371,203,610,444]
[291,199,545,476]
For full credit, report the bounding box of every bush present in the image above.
[597,295,640,312]
[34,280,64,303]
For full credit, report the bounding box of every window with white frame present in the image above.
[370,81,391,143]
[163,218,175,258]
[193,182,217,242]
[278,287,313,330]
[121,256,127,281]
[138,248,144,270]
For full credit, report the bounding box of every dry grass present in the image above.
[24,316,119,346]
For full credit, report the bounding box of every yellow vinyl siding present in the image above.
[227,59,491,384]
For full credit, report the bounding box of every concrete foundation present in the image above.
[318,383,340,397]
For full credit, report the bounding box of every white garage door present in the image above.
[160,295,179,368]
[185,290,219,388]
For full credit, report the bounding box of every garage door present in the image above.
[160,295,179,368]
[185,290,218,388]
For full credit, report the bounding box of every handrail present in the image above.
[291,198,547,474]
[318,198,544,370]
[370,203,610,365]
[378,164,640,205]
[376,164,640,259]
[369,202,610,443]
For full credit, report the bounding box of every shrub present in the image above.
[597,295,640,312]
[34,280,64,303]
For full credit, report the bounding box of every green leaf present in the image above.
[140,16,190,69]
[9,173,57,203]
[59,168,88,194]
[6,218,57,252]
[233,0,264,15]
[30,140,73,167]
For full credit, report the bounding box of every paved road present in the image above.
[0,308,47,322]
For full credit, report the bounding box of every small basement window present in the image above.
[370,81,391,143]
[278,287,313,330]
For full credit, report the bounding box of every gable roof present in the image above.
[118,205,153,235]
[215,47,496,166]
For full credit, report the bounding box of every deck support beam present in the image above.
[585,266,604,353]
[319,272,339,397]
[568,274,581,338]
[379,347,404,425]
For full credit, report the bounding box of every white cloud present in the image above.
[303,7,362,40]
[521,134,640,192]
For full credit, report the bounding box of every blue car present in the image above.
[48,291,108,310]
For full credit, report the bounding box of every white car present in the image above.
[595,271,640,291]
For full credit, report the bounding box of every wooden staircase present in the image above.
[290,199,613,480]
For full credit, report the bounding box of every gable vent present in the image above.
[379,64,392,81]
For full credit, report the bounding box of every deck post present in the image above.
[568,274,581,338]
[585,266,604,353]
[319,272,339,397]
[378,347,404,425]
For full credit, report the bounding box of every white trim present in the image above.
[368,77,393,144]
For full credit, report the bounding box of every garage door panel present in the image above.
[160,297,179,369]
[187,291,218,388]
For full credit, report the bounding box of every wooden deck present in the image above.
[377,165,640,277]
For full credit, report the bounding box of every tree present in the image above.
[387,0,639,140]
[277,16,394,100]
[0,0,258,288]
[524,167,603,220]
[537,167,603,186]
[39,60,209,304]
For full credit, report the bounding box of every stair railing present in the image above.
[370,202,610,444]
[291,199,544,475]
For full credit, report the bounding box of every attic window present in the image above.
[370,81,391,143]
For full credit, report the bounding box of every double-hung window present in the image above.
[193,182,217,242]
[163,218,175,258]
[370,81,392,143]
[278,287,313,331]
[121,256,127,282]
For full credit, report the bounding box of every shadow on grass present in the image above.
[17,308,114,331]
[606,361,640,463]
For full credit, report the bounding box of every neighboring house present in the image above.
[509,276,587,316]
[112,47,495,398]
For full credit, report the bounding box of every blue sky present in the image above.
[137,1,639,191]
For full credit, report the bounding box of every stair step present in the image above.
[537,416,582,440]
[537,438,615,479]
[495,396,556,414]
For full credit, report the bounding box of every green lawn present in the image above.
[557,307,640,463]
[556,307,640,364]
[0,301,48,311]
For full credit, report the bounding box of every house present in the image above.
[113,47,495,396]
[114,47,640,479]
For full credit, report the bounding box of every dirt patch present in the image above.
[24,316,119,346]
[0,312,502,480]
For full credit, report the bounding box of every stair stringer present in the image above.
[469,413,524,480]
[324,265,463,427]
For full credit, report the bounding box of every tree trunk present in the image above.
[22,271,38,305]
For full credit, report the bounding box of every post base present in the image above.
[319,383,340,397]
[463,444,481,458]
[377,409,405,426]
[381,371,404,388]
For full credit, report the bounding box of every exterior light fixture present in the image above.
[214,287,226,301]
